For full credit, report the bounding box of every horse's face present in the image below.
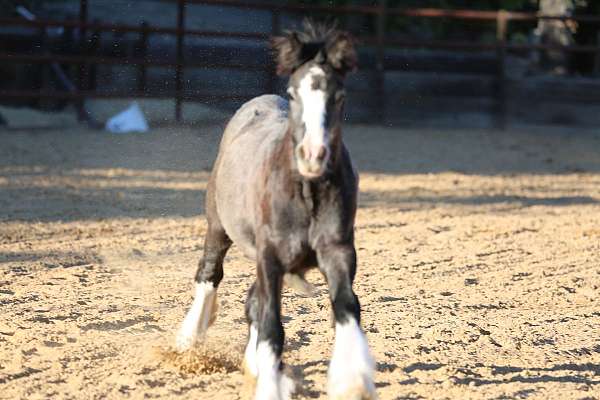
[287,62,345,178]
[272,25,357,179]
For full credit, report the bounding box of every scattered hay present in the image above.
[158,343,241,375]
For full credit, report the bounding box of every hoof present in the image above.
[253,341,296,400]
[243,359,258,383]
[278,372,296,400]
[329,318,377,400]
[329,366,376,400]
[254,371,295,400]
[175,282,217,352]
[175,328,200,353]
[329,382,377,400]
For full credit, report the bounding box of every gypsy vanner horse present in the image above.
[175,22,377,400]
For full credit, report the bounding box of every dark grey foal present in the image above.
[176,22,376,400]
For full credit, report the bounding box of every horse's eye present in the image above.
[287,89,297,101]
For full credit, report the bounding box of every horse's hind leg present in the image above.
[243,281,260,379]
[318,244,377,400]
[176,218,231,352]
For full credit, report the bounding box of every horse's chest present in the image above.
[268,206,313,266]
[274,229,311,266]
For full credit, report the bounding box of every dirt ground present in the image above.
[1,122,599,400]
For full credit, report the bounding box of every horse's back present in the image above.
[216,94,289,178]
[211,95,289,258]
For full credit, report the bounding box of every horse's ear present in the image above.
[271,32,303,76]
[326,31,358,75]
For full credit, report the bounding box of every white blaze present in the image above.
[297,66,328,159]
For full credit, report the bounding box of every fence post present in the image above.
[267,9,281,94]
[35,25,47,105]
[375,0,387,124]
[595,31,600,78]
[77,0,88,121]
[88,23,101,92]
[495,9,508,130]
[137,21,149,94]
[175,0,186,122]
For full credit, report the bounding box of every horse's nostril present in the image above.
[297,145,306,160]
[316,146,327,161]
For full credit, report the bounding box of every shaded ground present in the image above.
[1,124,599,400]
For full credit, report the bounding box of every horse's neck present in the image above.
[329,126,344,168]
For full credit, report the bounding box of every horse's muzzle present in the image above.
[295,142,330,178]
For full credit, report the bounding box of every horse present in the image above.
[175,21,377,400]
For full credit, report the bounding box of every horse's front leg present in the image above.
[176,222,231,352]
[318,243,377,400]
[254,245,295,400]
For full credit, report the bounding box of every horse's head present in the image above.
[272,22,357,179]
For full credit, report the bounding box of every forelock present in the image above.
[296,19,337,43]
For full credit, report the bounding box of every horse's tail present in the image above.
[283,272,316,297]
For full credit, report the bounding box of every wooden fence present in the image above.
[1,0,600,127]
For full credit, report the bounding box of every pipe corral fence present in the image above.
[1,0,600,128]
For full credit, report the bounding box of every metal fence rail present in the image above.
[1,0,600,126]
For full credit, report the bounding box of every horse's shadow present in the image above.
[453,372,600,386]
[401,361,600,388]
[287,359,405,398]
[288,359,327,399]
[461,362,600,386]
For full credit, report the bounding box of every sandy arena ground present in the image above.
[1,122,599,399]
